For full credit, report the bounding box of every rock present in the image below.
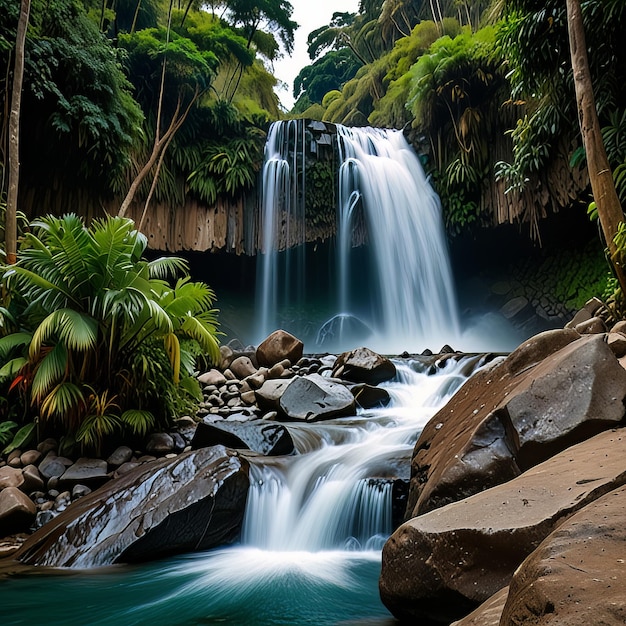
[21,465,44,493]
[574,315,607,334]
[350,383,390,409]
[229,356,257,379]
[114,461,140,478]
[380,430,626,625]
[279,374,356,422]
[407,332,626,518]
[451,588,509,626]
[11,446,249,568]
[60,458,109,486]
[255,378,294,413]
[197,369,227,386]
[611,320,626,334]
[191,419,294,456]
[606,331,626,358]
[0,467,24,491]
[145,433,175,456]
[219,345,235,370]
[332,347,397,385]
[71,484,91,499]
[0,487,37,536]
[19,450,41,467]
[106,446,133,467]
[38,456,67,481]
[498,485,626,626]
[36,438,57,456]
[256,330,304,368]
[499,296,530,319]
[7,450,22,468]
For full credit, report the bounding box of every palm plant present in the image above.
[0,213,220,452]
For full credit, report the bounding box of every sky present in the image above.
[272,0,361,110]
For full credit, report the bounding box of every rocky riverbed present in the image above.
[1,301,626,625]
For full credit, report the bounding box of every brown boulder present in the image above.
[256,330,303,368]
[407,331,626,517]
[332,347,397,385]
[380,429,626,625]
[0,487,36,536]
[0,467,24,491]
[499,484,626,625]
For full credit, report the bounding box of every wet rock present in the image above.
[255,378,294,413]
[380,430,626,625]
[279,374,356,422]
[256,330,304,368]
[349,383,390,409]
[575,315,607,334]
[60,458,109,487]
[407,332,626,518]
[197,369,227,387]
[0,487,36,536]
[145,433,175,456]
[0,467,24,491]
[230,356,257,379]
[38,457,67,481]
[11,446,249,568]
[332,347,396,385]
[106,446,133,467]
[499,484,626,626]
[192,419,294,456]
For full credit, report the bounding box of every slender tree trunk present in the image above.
[6,0,31,265]
[566,0,626,294]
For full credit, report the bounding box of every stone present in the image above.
[145,433,175,456]
[0,466,24,491]
[71,484,91,499]
[407,332,626,518]
[36,438,57,456]
[21,465,44,493]
[611,320,626,334]
[12,446,249,568]
[451,588,509,626]
[499,296,530,319]
[19,450,42,466]
[197,369,227,386]
[114,461,140,478]
[106,446,133,467]
[0,487,37,536]
[256,330,304,368]
[606,331,626,358]
[499,485,626,626]
[350,383,390,409]
[60,458,109,486]
[574,315,607,335]
[380,430,626,625]
[7,450,22,468]
[229,356,257,379]
[38,457,67,481]
[279,373,356,422]
[191,419,294,456]
[255,378,294,412]
[219,345,235,370]
[332,347,397,385]
[240,390,257,405]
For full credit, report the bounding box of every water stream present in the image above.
[1,356,489,625]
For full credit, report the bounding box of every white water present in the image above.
[255,120,462,353]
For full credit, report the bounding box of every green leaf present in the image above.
[3,422,36,455]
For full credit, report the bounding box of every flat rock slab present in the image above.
[407,331,626,517]
[500,484,626,626]
[380,429,626,625]
[7,445,249,568]
[60,458,108,485]
[191,419,294,456]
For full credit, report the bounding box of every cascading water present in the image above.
[256,120,460,353]
[2,356,492,626]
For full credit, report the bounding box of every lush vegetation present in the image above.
[0,214,220,454]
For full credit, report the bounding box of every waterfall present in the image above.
[256,120,460,353]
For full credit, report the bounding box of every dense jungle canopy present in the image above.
[1,0,626,243]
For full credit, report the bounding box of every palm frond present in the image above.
[31,343,69,402]
[120,409,154,437]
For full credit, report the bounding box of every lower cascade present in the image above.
[256,120,460,354]
[2,356,486,626]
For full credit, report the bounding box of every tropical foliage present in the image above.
[0,214,220,453]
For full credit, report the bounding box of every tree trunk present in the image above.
[6,0,31,265]
[566,0,626,294]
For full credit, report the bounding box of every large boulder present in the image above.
[407,331,626,517]
[9,446,249,568]
[499,484,626,626]
[256,330,303,368]
[191,419,294,456]
[279,373,356,422]
[0,487,37,536]
[332,347,397,385]
[255,378,294,413]
[379,429,626,625]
